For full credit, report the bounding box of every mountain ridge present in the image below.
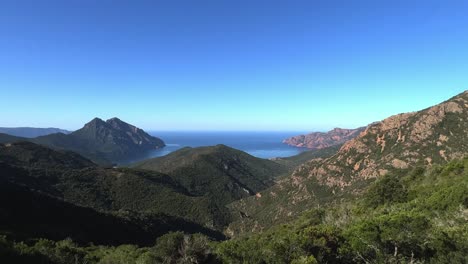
[227,90,468,236]
[0,127,70,138]
[283,127,366,149]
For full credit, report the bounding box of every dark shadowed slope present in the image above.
[0,142,225,240]
[0,133,25,144]
[0,127,70,138]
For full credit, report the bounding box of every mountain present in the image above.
[283,127,366,149]
[227,90,468,236]
[31,117,165,164]
[132,144,289,226]
[0,127,70,138]
[0,142,224,242]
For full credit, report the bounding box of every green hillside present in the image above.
[0,142,226,236]
[2,157,466,263]
[132,145,288,217]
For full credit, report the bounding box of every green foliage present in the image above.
[97,245,150,264]
[214,157,468,263]
[215,222,347,264]
[364,174,408,208]
[343,211,432,261]
[290,256,318,264]
[152,231,185,261]
[0,233,216,264]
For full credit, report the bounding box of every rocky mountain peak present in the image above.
[35,117,167,163]
[283,127,365,149]
[227,91,468,235]
[304,91,468,188]
[83,117,108,128]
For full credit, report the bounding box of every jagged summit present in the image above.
[30,117,165,164]
[228,90,468,235]
[83,117,107,126]
[283,127,365,149]
[298,90,468,186]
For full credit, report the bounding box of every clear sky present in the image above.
[0,0,467,131]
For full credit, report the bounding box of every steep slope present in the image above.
[227,90,468,236]
[0,127,70,138]
[0,142,224,237]
[32,117,165,164]
[216,158,468,263]
[283,127,365,149]
[132,144,289,206]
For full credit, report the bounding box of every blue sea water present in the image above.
[141,131,308,160]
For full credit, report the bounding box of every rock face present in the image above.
[32,117,165,164]
[283,127,366,149]
[227,90,468,236]
[73,117,165,152]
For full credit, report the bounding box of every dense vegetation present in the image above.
[2,158,466,263]
[0,232,217,264]
[0,142,226,240]
[215,158,468,263]
[132,144,289,227]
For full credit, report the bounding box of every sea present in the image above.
[133,131,309,161]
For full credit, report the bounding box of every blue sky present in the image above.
[0,0,467,131]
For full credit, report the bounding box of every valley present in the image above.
[0,91,467,263]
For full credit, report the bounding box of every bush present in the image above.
[364,174,407,208]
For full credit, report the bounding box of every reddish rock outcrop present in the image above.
[283,127,366,149]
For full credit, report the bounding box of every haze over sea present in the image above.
[127,131,309,163]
